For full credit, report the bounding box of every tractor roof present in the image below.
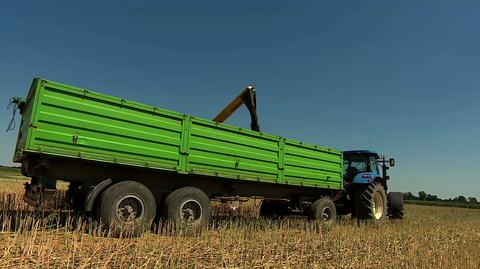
[343,150,379,157]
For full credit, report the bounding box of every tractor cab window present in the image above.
[344,155,367,178]
[369,156,379,174]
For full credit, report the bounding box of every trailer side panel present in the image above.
[15,79,343,190]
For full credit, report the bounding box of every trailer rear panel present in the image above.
[14,78,343,190]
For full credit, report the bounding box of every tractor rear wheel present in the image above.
[353,182,388,220]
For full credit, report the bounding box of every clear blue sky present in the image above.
[1,1,479,199]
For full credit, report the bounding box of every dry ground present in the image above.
[0,176,478,268]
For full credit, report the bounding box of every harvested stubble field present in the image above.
[0,174,479,268]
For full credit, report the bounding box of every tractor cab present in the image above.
[343,150,395,186]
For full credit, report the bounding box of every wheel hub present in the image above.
[116,195,145,223]
[321,207,332,221]
[373,192,384,220]
[180,200,202,224]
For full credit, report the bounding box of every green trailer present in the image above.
[10,78,402,235]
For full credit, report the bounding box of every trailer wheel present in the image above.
[163,186,211,233]
[310,197,336,224]
[98,181,156,237]
[387,192,404,219]
[353,182,387,220]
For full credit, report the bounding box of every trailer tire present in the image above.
[98,181,156,237]
[353,182,387,220]
[388,192,404,219]
[163,186,211,233]
[309,197,336,224]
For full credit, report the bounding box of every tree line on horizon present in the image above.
[403,191,478,204]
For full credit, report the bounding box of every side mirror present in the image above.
[389,158,395,167]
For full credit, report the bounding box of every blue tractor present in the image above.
[340,150,404,220]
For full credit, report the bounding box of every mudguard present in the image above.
[84,178,112,212]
